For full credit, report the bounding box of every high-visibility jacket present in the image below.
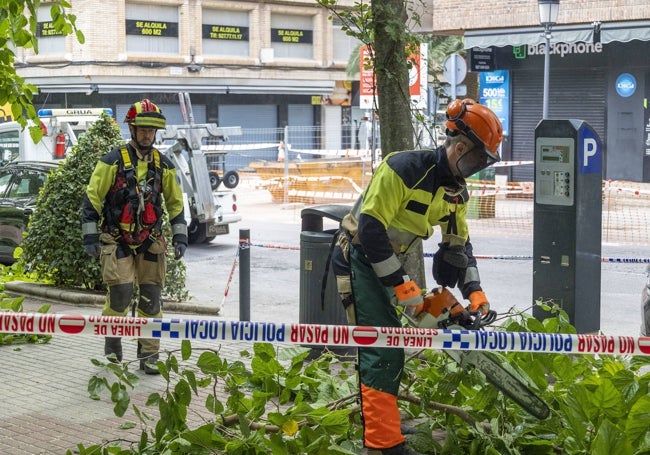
[341,147,479,295]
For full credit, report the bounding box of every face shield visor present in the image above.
[455,144,499,178]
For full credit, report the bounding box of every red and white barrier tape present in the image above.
[247,244,650,263]
[1,313,649,356]
[492,160,533,168]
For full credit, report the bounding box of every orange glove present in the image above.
[468,290,490,315]
[394,278,423,314]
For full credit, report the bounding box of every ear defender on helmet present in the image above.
[124,99,166,130]
[445,98,503,178]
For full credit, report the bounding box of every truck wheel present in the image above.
[209,171,221,190]
[223,170,240,189]
[188,220,207,244]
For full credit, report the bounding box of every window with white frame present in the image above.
[36,6,66,54]
[332,17,359,63]
[202,9,250,57]
[125,3,179,53]
[270,14,313,59]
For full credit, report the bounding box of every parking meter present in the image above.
[533,119,602,333]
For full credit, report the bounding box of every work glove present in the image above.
[173,241,187,260]
[468,290,490,315]
[432,243,468,288]
[394,277,423,316]
[83,233,100,258]
[172,233,188,259]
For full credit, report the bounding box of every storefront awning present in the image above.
[23,75,335,95]
[464,20,650,49]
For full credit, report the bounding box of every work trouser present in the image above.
[99,233,167,354]
[347,243,406,450]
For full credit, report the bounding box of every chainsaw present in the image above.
[410,286,497,331]
[405,287,550,420]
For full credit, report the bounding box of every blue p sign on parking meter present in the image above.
[578,124,601,175]
[533,119,602,333]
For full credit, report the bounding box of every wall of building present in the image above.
[430,0,650,33]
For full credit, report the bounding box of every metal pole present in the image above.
[283,125,289,205]
[239,229,250,321]
[542,27,551,119]
[450,54,457,101]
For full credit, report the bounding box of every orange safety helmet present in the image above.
[124,99,166,129]
[445,98,503,161]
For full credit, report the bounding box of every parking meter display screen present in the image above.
[540,145,570,163]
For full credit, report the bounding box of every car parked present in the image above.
[0,161,59,264]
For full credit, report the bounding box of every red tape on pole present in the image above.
[1,313,649,356]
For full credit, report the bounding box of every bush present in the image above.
[76,306,650,454]
[19,113,187,300]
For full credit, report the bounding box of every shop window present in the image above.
[125,3,179,54]
[271,14,313,59]
[202,9,250,57]
[36,6,66,54]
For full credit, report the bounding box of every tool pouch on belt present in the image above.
[140,238,167,286]
[99,233,124,285]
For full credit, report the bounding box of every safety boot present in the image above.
[364,442,423,455]
[137,342,160,375]
[104,337,123,363]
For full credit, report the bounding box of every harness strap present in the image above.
[114,146,164,246]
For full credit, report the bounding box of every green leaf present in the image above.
[197,351,223,375]
[182,424,218,449]
[174,379,192,407]
[205,393,224,414]
[181,339,192,360]
[590,379,625,419]
[591,419,633,455]
[111,385,130,417]
[87,375,105,400]
[625,395,650,445]
[319,409,351,434]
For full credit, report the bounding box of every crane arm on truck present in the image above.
[159,93,242,244]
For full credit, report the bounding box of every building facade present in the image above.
[427,0,650,182]
[16,0,360,150]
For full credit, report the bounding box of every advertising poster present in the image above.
[479,70,510,137]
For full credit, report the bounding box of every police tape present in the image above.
[1,312,649,356]
[492,160,534,168]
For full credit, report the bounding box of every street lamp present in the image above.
[539,0,559,119]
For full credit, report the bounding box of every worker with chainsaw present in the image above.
[81,99,187,374]
[332,98,503,455]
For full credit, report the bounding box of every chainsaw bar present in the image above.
[444,325,550,420]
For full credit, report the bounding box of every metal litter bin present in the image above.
[300,204,353,356]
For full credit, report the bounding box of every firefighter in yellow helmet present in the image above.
[81,99,188,374]
[331,99,503,454]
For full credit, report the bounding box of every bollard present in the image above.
[239,229,250,321]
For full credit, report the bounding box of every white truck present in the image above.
[159,120,243,243]
[0,103,241,244]
[0,107,112,163]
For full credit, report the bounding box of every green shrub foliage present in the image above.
[19,112,187,300]
[77,307,650,454]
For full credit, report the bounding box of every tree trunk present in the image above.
[372,0,415,156]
